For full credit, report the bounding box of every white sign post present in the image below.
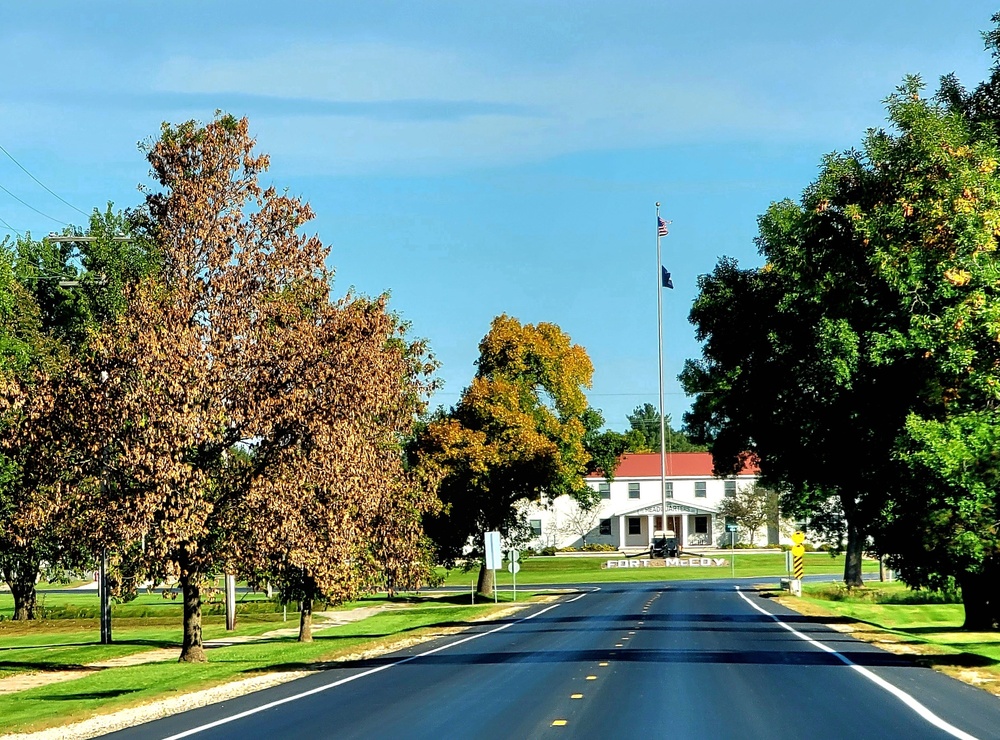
[725,522,738,578]
[485,531,502,603]
[508,549,520,601]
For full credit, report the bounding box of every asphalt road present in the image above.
[104,581,1000,740]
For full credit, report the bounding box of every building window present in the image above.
[628,517,641,535]
[628,482,640,499]
[695,481,707,498]
[664,481,673,499]
[599,482,611,499]
[694,516,708,534]
[599,519,612,536]
[724,480,736,498]
[530,519,542,536]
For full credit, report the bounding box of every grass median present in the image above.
[0,592,536,735]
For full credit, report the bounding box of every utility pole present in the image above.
[48,232,133,645]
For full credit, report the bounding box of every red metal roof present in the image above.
[585,452,758,479]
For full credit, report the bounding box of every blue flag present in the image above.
[662,266,674,289]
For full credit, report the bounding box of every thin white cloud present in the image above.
[3,31,988,178]
[152,42,823,174]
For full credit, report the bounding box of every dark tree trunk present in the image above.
[11,579,38,621]
[843,518,865,588]
[2,555,40,621]
[298,597,313,642]
[179,566,206,663]
[959,571,999,631]
[476,562,495,600]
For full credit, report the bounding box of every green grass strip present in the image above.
[796,582,1000,690]
[0,600,521,733]
[437,552,876,586]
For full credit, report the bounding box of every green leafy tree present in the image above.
[717,483,778,546]
[627,403,706,452]
[581,407,644,484]
[0,212,156,619]
[0,242,70,619]
[681,136,920,588]
[855,77,1000,628]
[413,315,594,597]
[683,54,1000,621]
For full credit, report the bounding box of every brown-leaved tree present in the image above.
[52,114,436,659]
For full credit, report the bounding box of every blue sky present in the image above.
[1,1,997,429]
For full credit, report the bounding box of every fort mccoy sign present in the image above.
[604,557,729,569]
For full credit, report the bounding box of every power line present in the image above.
[587,392,692,397]
[0,181,68,226]
[0,143,89,218]
[0,214,22,237]
[431,391,694,397]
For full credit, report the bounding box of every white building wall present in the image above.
[525,474,763,551]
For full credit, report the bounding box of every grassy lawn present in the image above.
[436,551,875,587]
[0,589,282,622]
[0,594,529,734]
[788,581,1000,694]
[0,591,525,678]
[0,614,295,681]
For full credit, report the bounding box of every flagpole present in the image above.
[656,202,667,545]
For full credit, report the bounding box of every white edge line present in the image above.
[735,586,978,740]
[162,589,595,739]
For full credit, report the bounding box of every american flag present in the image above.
[658,217,670,237]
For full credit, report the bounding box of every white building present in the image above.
[526,452,760,551]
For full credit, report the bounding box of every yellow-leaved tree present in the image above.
[412,315,594,597]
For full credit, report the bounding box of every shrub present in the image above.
[540,546,557,556]
[581,543,617,552]
[809,583,961,605]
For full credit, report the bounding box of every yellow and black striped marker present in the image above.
[791,536,806,580]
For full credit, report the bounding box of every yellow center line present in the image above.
[571,693,583,699]
[552,720,568,727]
[586,675,597,680]
[599,661,609,666]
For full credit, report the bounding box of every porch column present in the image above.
[680,515,688,547]
[617,515,626,550]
